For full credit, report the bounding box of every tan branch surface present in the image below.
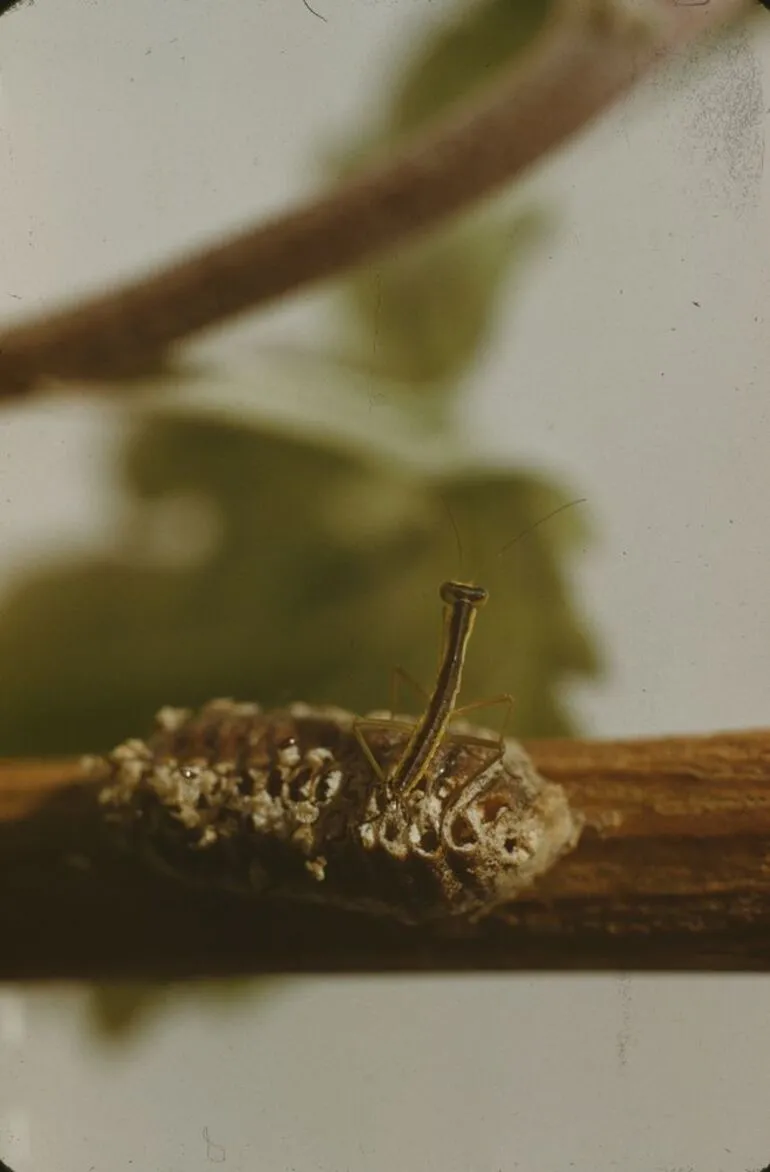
[0,0,750,399]
[3,730,770,979]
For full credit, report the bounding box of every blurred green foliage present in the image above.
[83,979,281,1044]
[343,207,548,387]
[0,0,596,1034]
[337,0,552,389]
[386,0,552,132]
[0,413,595,756]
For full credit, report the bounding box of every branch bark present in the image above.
[4,729,770,979]
[0,0,750,399]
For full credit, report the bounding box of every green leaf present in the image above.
[85,980,278,1042]
[342,208,548,387]
[0,407,598,757]
[331,0,554,392]
[387,0,554,135]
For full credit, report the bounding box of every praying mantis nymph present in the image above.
[351,494,588,802]
[353,580,512,800]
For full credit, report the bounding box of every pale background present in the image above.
[1,1,770,1169]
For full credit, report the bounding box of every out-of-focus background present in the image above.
[1,1,769,1170]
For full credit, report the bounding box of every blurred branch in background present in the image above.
[0,0,752,397]
[3,730,770,978]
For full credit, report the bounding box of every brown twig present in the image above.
[3,729,770,979]
[0,0,750,399]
